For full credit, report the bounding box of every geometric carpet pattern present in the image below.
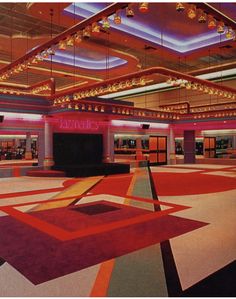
[0,197,207,284]
[0,164,235,296]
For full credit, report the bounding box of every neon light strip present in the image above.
[202,129,236,134]
[111,120,169,129]
[0,135,38,138]
[45,51,127,70]
[0,112,43,121]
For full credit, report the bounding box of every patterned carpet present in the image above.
[0,164,235,296]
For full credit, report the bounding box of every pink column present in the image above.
[136,137,143,160]
[43,116,54,169]
[103,121,114,163]
[37,131,45,167]
[169,126,176,164]
[25,132,32,160]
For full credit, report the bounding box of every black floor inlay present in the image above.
[72,203,120,215]
[181,260,236,297]
[0,257,5,266]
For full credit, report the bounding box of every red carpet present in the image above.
[151,172,236,196]
[91,174,134,196]
[0,200,207,284]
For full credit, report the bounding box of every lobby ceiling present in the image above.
[0,2,236,110]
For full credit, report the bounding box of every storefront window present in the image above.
[0,135,38,161]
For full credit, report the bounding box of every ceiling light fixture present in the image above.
[198,9,207,23]
[225,26,234,39]
[58,40,67,50]
[187,5,197,19]
[102,17,110,30]
[74,32,82,45]
[91,22,100,34]
[217,21,225,34]
[114,11,121,24]
[176,3,185,12]
[208,15,217,29]
[66,36,74,47]
[126,5,134,18]
[139,3,149,13]
[83,26,91,38]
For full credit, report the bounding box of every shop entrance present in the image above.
[204,137,216,158]
[149,136,167,165]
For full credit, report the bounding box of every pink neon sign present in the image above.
[59,119,99,130]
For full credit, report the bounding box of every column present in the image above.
[184,130,196,164]
[136,137,143,160]
[169,127,176,165]
[25,132,32,160]
[14,138,21,148]
[103,122,114,163]
[43,116,54,169]
[37,131,45,167]
[232,135,236,149]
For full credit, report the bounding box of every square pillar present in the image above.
[184,130,195,164]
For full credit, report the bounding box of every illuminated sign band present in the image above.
[59,119,99,130]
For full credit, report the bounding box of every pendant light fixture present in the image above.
[58,40,66,50]
[83,26,91,39]
[208,15,217,29]
[176,3,185,12]
[198,9,207,23]
[114,11,121,24]
[225,27,234,39]
[139,3,149,13]
[126,5,134,18]
[66,36,74,47]
[74,32,82,45]
[92,22,100,34]
[217,21,225,34]
[102,17,110,30]
[187,5,197,19]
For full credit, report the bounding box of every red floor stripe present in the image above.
[152,172,236,196]
[12,167,21,177]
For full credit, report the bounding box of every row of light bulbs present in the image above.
[53,96,236,121]
[0,3,149,82]
[160,107,188,114]
[53,76,147,105]
[54,102,105,113]
[54,100,181,120]
[0,51,54,81]
[159,101,236,117]
[0,83,51,96]
[160,103,189,112]
[57,3,149,50]
[176,3,236,40]
[191,110,236,119]
[31,84,51,94]
[73,77,147,100]
[53,98,236,121]
[166,77,236,100]
[0,87,27,96]
[191,103,236,113]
